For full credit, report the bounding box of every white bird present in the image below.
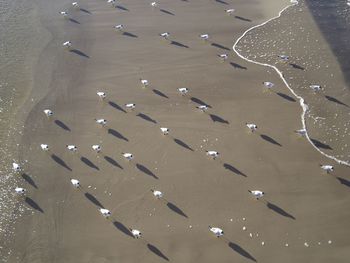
[92,145,101,153]
[95,118,107,126]
[72,2,79,8]
[15,187,26,195]
[62,41,72,49]
[278,55,289,61]
[348,2,350,7]
[97,91,106,100]
[159,32,170,39]
[40,144,49,151]
[218,54,228,61]
[151,189,163,198]
[199,34,209,41]
[43,109,53,117]
[140,78,149,87]
[122,152,133,161]
[160,127,169,135]
[114,24,124,31]
[12,162,21,172]
[309,85,322,92]
[125,103,136,110]
[294,128,307,136]
[150,2,158,8]
[320,165,334,173]
[66,145,78,152]
[70,179,80,188]
[248,190,264,199]
[130,229,142,239]
[290,0,298,4]
[196,105,208,112]
[178,88,189,96]
[246,123,258,132]
[263,81,274,89]
[225,9,235,15]
[208,226,224,237]
[60,11,68,17]
[99,208,111,218]
[107,0,116,6]
[206,151,219,159]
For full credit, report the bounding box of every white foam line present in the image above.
[232,3,350,167]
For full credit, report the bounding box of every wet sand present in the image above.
[8,0,350,262]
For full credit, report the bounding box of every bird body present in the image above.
[263,81,274,89]
[40,144,49,151]
[226,9,235,15]
[199,34,209,40]
[15,187,25,195]
[125,103,136,110]
[107,0,116,6]
[122,153,133,161]
[63,41,72,49]
[95,118,107,126]
[248,190,264,199]
[12,162,21,172]
[278,55,289,61]
[140,79,149,87]
[72,2,79,8]
[218,54,228,60]
[159,32,170,39]
[97,91,106,99]
[70,179,80,188]
[197,105,208,111]
[131,229,142,238]
[208,226,224,237]
[178,88,189,96]
[246,123,258,132]
[320,165,334,173]
[99,208,111,218]
[43,109,53,117]
[150,2,158,8]
[206,151,219,159]
[114,24,124,31]
[151,189,163,198]
[60,11,68,17]
[92,145,101,152]
[160,127,169,135]
[295,128,307,136]
[66,145,78,152]
[309,85,322,92]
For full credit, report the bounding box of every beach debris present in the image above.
[66,145,78,152]
[12,162,21,172]
[114,24,124,31]
[95,118,107,126]
[178,87,189,96]
[246,123,258,132]
[59,11,68,17]
[122,153,133,161]
[320,164,334,174]
[92,145,101,153]
[72,2,79,9]
[70,179,80,188]
[99,208,111,218]
[125,103,136,110]
[309,85,322,92]
[243,226,247,231]
[160,127,169,135]
[295,128,307,137]
[248,190,264,200]
[151,189,163,199]
[62,41,72,49]
[159,32,170,40]
[225,9,235,15]
[43,109,53,117]
[140,78,149,87]
[196,105,208,112]
[206,150,220,159]
[199,34,209,41]
[40,144,49,151]
[208,226,224,237]
[97,91,106,100]
[15,187,26,195]
[218,54,228,61]
[130,229,142,238]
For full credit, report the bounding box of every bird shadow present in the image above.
[266,201,295,219]
[276,92,296,102]
[25,197,44,213]
[211,42,230,51]
[153,89,169,99]
[337,177,350,188]
[70,49,90,58]
[54,120,70,131]
[81,156,99,170]
[84,192,104,208]
[21,173,38,189]
[104,156,123,169]
[136,163,158,179]
[108,128,129,141]
[235,15,252,22]
[190,97,212,108]
[310,138,333,150]
[80,8,92,14]
[325,95,349,107]
[113,221,134,237]
[215,0,229,5]
[51,154,72,171]
[160,9,175,15]
[260,134,282,146]
[123,32,138,38]
[228,242,256,262]
[170,41,189,48]
[289,63,305,70]
[167,202,188,218]
[68,18,80,24]
[137,113,157,124]
[147,243,169,261]
[116,5,129,11]
[209,114,229,124]
[223,163,247,177]
[230,62,247,70]
[174,138,194,151]
[109,101,127,113]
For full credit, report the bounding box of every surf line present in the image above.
[232,2,350,167]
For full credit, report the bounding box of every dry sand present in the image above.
[7,0,350,262]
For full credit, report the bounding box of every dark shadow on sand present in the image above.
[81,157,99,170]
[167,202,188,218]
[137,113,157,124]
[170,41,189,48]
[136,163,158,179]
[276,92,296,102]
[190,97,212,108]
[228,242,256,261]
[80,8,92,14]
[310,138,333,150]
[160,9,175,15]
[235,15,252,22]
[51,154,72,171]
[289,63,305,70]
[70,49,90,58]
[55,120,70,131]
[104,156,123,169]
[337,177,350,188]
[260,134,282,146]
[211,42,230,51]
[113,221,134,237]
[69,18,80,24]
[174,138,194,151]
[325,95,349,107]
[267,201,295,219]
[153,89,169,99]
[21,173,38,189]
[116,5,129,11]
[109,101,127,113]
[230,62,247,70]
[123,32,138,38]
[223,163,247,177]
[25,197,44,213]
[147,243,169,261]
[85,192,104,208]
[209,114,229,124]
[108,128,129,141]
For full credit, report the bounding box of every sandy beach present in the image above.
[5,0,350,262]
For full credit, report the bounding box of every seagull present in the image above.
[309,85,322,92]
[196,105,208,112]
[130,229,142,239]
[206,151,219,159]
[290,0,298,4]
[320,165,334,173]
[95,118,107,126]
[122,152,133,161]
[15,187,26,195]
[218,54,228,61]
[208,226,224,237]
[140,78,149,87]
[246,123,258,132]
[40,144,49,151]
[114,24,124,31]
[160,127,169,135]
[72,2,79,8]
[70,179,80,188]
[62,41,72,49]
[225,9,235,15]
[278,55,289,61]
[107,0,116,6]
[151,189,163,198]
[97,91,106,100]
[60,11,68,17]
[150,2,158,8]
[294,128,307,136]
[43,109,53,117]
[199,34,209,41]
[159,32,170,39]
[248,190,264,200]
[125,103,136,110]
[12,162,21,172]
[92,145,101,153]
[66,145,78,152]
[178,88,189,96]
[263,81,274,89]
[99,208,111,218]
